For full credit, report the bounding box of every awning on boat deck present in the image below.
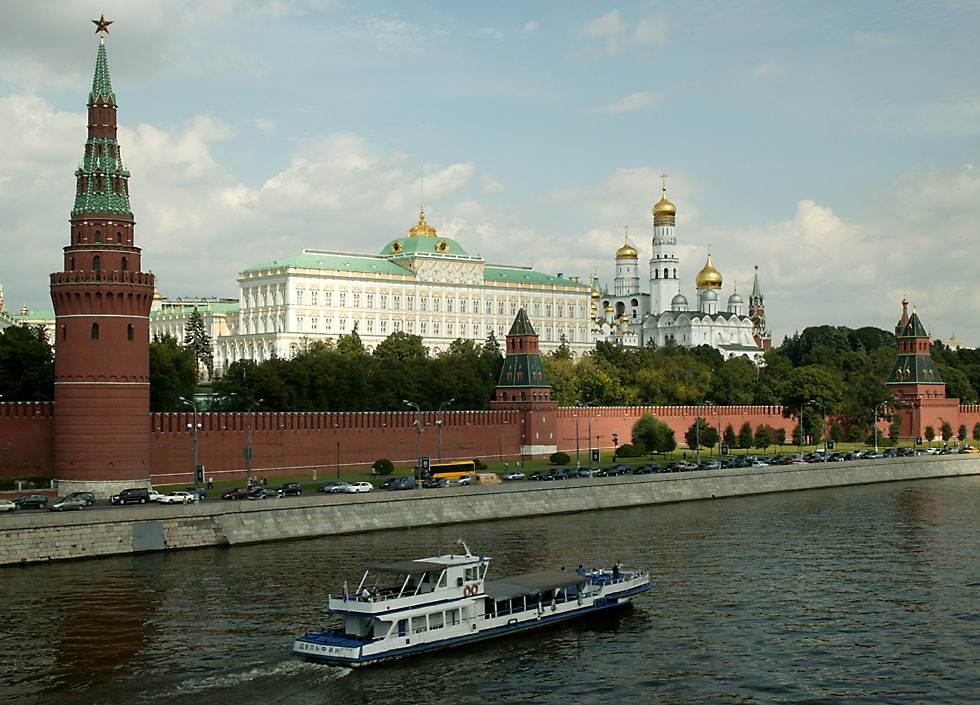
[484,571,587,600]
[367,560,448,575]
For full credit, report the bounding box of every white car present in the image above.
[157,491,197,504]
[148,489,164,502]
[456,475,473,486]
[502,472,526,481]
[344,481,374,493]
[750,460,769,467]
[0,499,16,512]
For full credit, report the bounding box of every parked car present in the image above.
[528,470,550,481]
[0,499,16,512]
[184,487,208,500]
[550,469,576,481]
[749,460,769,468]
[14,494,49,509]
[344,482,373,493]
[110,488,151,505]
[318,481,350,493]
[702,460,722,471]
[422,477,453,489]
[379,476,417,490]
[247,488,284,500]
[62,491,96,506]
[456,475,474,486]
[221,487,255,500]
[501,471,526,481]
[48,497,87,512]
[578,467,601,477]
[157,491,198,504]
[864,452,884,459]
[277,482,303,496]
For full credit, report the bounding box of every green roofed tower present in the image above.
[888,300,944,389]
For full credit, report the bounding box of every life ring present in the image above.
[463,584,478,598]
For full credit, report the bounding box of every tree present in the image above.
[958,424,967,442]
[753,425,773,451]
[552,334,572,361]
[723,424,737,450]
[149,334,197,411]
[940,421,953,442]
[889,416,902,443]
[184,307,213,380]
[737,421,753,449]
[0,324,54,401]
[632,414,676,454]
[336,326,366,356]
[778,365,846,417]
[374,331,428,361]
[372,459,394,476]
[684,417,716,450]
[973,422,980,444]
[775,428,787,447]
[925,426,935,443]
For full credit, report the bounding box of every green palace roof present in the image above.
[11,309,56,322]
[243,251,414,276]
[485,266,588,288]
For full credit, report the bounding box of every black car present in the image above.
[318,481,347,493]
[62,491,96,506]
[277,482,303,496]
[247,488,283,500]
[528,470,550,481]
[379,476,418,490]
[550,469,576,481]
[184,487,208,500]
[110,488,151,505]
[14,494,48,509]
[422,477,452,489]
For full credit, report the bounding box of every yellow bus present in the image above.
[427,460,477,481]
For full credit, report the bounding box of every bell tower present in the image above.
[49,18,155,494]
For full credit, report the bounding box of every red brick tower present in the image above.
[49,21,155,494]
[491,309,558,457]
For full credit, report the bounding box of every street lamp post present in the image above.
[799,399,820,458]
[244,398,264,485]
[403,400,423,476]
[574,402,581,469]
[179,396,201,488]
[874,401,887,453]
[436,398,454,464]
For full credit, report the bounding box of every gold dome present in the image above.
[590,289,601,300]
[604,304,613,312]
[407,209,438,238]
[616,236,638,260]
[652,176,676,225]
[696,253,723,289]
[153,290,162,300]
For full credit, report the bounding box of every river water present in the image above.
[2,477,979,705]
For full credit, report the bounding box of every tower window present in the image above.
[673,268,677,278]
[92,255,101,272]
[127,324,134,341]
[90,323,100,341]
[69,256,75,270]
[121,256,128,271]
[95,230,102,243]
[663,268,669,279]
[61,324,67,341]
[116,231,122,243]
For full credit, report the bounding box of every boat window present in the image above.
[447,609,460,626]
[410,616,427,634]
[438,573,447,588]
[429,613,444,630]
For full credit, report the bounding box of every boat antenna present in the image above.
[456,537,472,556]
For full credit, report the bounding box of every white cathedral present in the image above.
[593,182,771,363]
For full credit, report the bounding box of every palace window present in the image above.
[311,291,318,306]
[297,290,304,305]
[325,291,332,306]
[485,300,492,314]
[366,293,374,308]
[433,297,440,312]
[557,304,564,318]
[407,320,414,333]
[472,323,480,337]
[459,299,466,313]
[381,320,388,334]
[353,293,360,308]
[433,322,440,336]
[497,301,505,315]
[420,297,427,311]
[380,294,388,310]
[510,301,516,315]
[446,298,453,313]
[393,294,401,309]
[367,319,374,333]
[311,318,318,330]
[394,320,402,332]
[447,322,454,336]
[339,318,346,331]
[339,292,346,307]
[407,296,414,311]
[534,302,541,316]
[546,304,552,317]
[421,321,428,335]
[473,299,479,314]
[297,316,304,330]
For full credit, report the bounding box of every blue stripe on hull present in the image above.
[295,582,652,667]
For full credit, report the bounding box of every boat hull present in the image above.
[294,581,651,667]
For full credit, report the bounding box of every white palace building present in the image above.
[147,184,772,374]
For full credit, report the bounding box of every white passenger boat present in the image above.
[293,541,652,667]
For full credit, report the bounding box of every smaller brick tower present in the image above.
[491,309,558,457]
[50,21,155,494]
[887,299,958,439]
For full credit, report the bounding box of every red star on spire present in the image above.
[92,14,113,35]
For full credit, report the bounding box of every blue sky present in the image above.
[2,1,979,344]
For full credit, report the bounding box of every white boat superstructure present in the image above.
[293,543,652,666]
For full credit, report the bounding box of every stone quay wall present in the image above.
[2,454,977,567]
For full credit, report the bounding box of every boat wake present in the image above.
[164,659,350,696]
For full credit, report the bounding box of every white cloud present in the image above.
[482,176,506,193]
[748,62,780,79]
[594,91,658,114]
[581,11,669,55]
[522,21,539,34]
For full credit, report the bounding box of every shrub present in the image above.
[614,443,644,458]
[472,458,488,470]
[372,458,394,476]
[549,451,571,465]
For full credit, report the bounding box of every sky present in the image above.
[1,0,979,345]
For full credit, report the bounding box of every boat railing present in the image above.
[589,569,647,588]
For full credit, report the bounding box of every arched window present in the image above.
[95,230,102,243]
[654,269,658,279]
[92,255,101,272]
[121,256,128,272]
[61,324,67,341]
[673,268,677,278]
[663,268,669,279]
[90,323,99,341]
[127,324,134,341]
[69,256,75,270]
[116,231,122,243]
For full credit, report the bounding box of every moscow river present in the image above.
[2,477,979,705]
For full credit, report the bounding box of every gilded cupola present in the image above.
[407,209,438,238]
[695,253,723,289]
[615,236,638,260]
[652,177,676,226]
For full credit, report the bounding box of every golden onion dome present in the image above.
[652,178,677,225]
[153,290,162,301]
[407,209,438,238]
[695,253,723,289]
[615,237,638,260]
[604,304,613,312]
[590,289,601,300]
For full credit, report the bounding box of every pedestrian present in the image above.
[207,475,214,490]
[576,564,586,577]
[612,562,620,580]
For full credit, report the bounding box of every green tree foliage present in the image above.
[549,451,570,465]
[723,424,737,450]
[183,307,213,380]
[973,422,980,443]
[889,416,902,443]
[149,334,197,411]
[737,421,753,449]
[373,459,394,476]
[684,417,717,449]
[925,426,935,443]
[940,421,953,441]
[958,424,967,442]
[775,428,787,446]
[753,425,773,450]
[0,325,53,401]
[632,413,676,454]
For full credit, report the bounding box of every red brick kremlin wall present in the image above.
[1,403,978,483]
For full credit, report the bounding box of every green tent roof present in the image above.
[508,308,537,336]
[497,354,550,389]
[887,353,945,385]
[380,236,470,257]
[898,312,929,338]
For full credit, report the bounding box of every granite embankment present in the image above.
[2,455,978,566]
